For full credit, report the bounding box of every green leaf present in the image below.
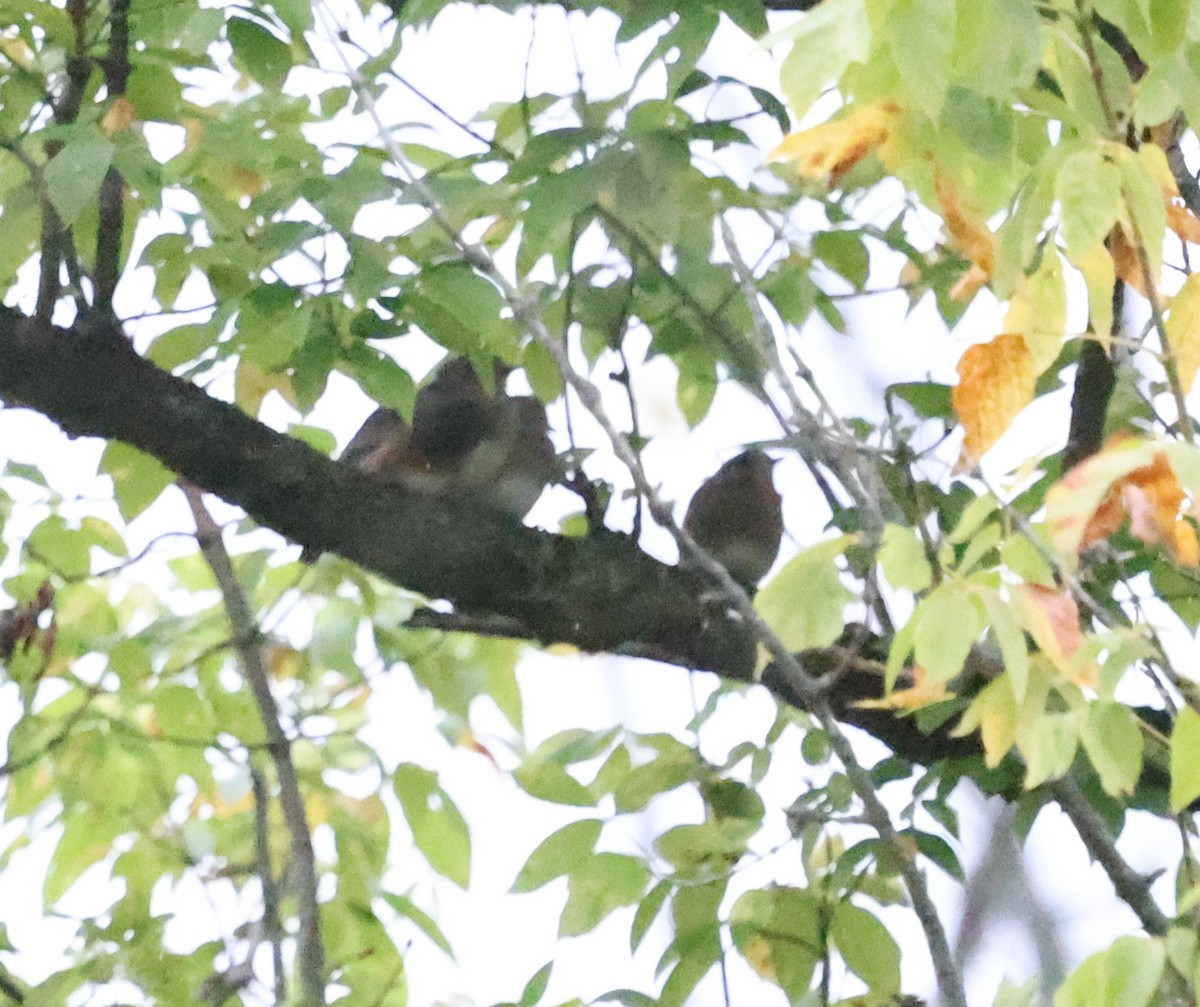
[1020,712,1080,790]
[44,138,114,226]
[777,0,868,119]
[26,516,91,579]
[393,765,471,887]
[729,887,821,1001]
[311,597,360,675]
[520,962,552,1007]
[913,581,983,683]
[45,807,124,906]
[101,442,175,521]
[514,763,596,807]
[655,819,754,877]
[755,536,854,651]
[1057,146,1124,254]
[878,523,933,592]
[559,853,649,937]
[630,880,671,952]
[886,0,956,118]
[830,902,901,995]
[813,230,870,289]
[1171,706,1200,811]
[511,820,602,893]
[381,892,455,958]
[888,381,955,422]
[226,16,292,91]
[1054,935,1164,1007]
[1082,701,1143,798]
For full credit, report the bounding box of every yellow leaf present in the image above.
[770,101,900,185]
[1064,243,1115,345]
[952,334,1036,464]
[1137,141,1177,197]
[954,677,1017,768]
[235,359,297,416]
[742,935,776,980]
[1004,247,1066,372]
[854,664,948,710]
[102,96,135,136]
[0,36,33,68]
[1165,272,1200,396]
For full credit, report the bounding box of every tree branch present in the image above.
[183,484,325,1006]
[0,310,757,678]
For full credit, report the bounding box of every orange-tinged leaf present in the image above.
[102,96,135,136]
[1109,225,1148,295]
[952,334,1036,463]
[770,101,900,186]
[1168,203,1200,244]
[934,170,995,279]
[1048,438,1200,567]
[1165,273,1200,396]
[1121,453,1200,565]
[950,263,989,302]
[1014,584,1094,686]
[456,726,500,768]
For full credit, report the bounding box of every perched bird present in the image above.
[338,407,419,478]
[304,356,557,561]
[485,394,559,519]
[682,449,783,593]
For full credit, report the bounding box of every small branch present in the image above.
[1051,778,1170,935]
[1126,204,1195,443]
[94,0,131,318]
[252,764,287,1005]
[182,483,325,1006]
[1075,2,1119,135]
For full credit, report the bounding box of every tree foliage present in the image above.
[1,1,1200,1006]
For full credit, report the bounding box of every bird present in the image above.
[682,449,783,593]
[303,356,557,561]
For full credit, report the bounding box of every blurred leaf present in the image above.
[393,765,471,887]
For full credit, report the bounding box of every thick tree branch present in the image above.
[0,310,756,678]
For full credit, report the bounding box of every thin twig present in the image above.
[252,764,287,1005]
[1124,196,1195,443]
[182,483,325,1006]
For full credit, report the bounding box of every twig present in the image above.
[94,0,131,318]
[252,764,287,1005]
[1075,2,1119,135]
[717,213,892,534]
[181,483,325,1006]
[1124,192,1195,443]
